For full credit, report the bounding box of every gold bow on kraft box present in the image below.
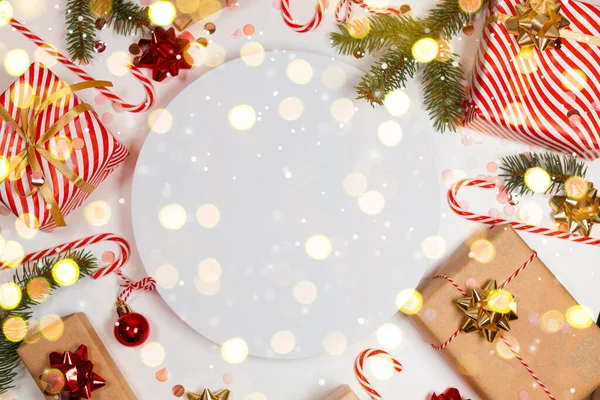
[490,0,600,50]
[0,80,110,227]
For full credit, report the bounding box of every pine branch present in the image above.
[66,0,97,64]
[426,0,485,39]
[499,152,588,196]
[107,0,151,36]
[422,57,466,132]
[0,250,98,393]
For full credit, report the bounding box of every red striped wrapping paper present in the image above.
[464,0,600,160]
[0,63,129,231]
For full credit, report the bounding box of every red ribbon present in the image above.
[134,27,192,82]
[40,344,106,399]
[431,388,465,400]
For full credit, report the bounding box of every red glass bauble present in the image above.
[114,309,150,347]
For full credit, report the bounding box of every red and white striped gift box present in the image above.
[465,0,600,160]
[0,63,129,231]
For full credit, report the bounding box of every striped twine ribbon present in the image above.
[280,0,409,33]
[9,18,155,113]
[0,233,156,302]
[354,348,403,399]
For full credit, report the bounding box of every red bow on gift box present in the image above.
[40,344,106,399]
[431,388,465,400]
[134,27,193,82]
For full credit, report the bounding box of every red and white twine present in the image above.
[431,252,556,399]
[280,0,409,33]
[0,233,156,302]
[354,348,403,399]
[9,18,155,113]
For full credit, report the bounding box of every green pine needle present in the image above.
[106,0,151,36]
[0,250,98,394]
[66,0,97,64]
[499,152,588,196]
[422,57,466,132]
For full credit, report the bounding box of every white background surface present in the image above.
[0,0,599,399]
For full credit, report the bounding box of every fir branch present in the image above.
[499,152,588,196]
[425,0,484,39]
[422,57,466,132]
[0,250,97,394]
[106,0,151,36]
[65,0,97,64]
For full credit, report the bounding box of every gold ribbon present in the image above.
[0,80,113,227]
[488,0,600,50]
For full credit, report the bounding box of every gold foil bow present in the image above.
[490,0,600,50]
[187,388,230,400]
[550,183,600,236]
[456,280,518,343]
[0,79,112,227]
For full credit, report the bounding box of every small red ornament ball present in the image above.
[114,312,150,347]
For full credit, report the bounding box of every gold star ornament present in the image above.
[187,388,230,400]
[456,280,518,343]
[551,183,600,237]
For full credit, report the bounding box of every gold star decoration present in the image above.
[187,388,230,400]
[504,0,570,50]
[551,183,600,237]
[456,280,518,343]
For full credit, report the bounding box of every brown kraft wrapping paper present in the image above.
[18,312,137,400]
[167,0,228,31]
[413,225,600,400]
[322,385,360,400]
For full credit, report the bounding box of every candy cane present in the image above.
[0,233,155,300]
[281,0,410,33]
[354,348,403,400]
[10,19,155,113]
[449,179,600,246]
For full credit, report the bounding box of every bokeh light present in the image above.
[293,280,318,304]
[15,213,39,239]
[278,97,303,121]
[196,204,220,228]
[40,369,65,395]
[323,331,347,355]
[141,341,166,367]
[245,393,268,400]
[3,316,28,342]
[397,289,423,315]
[198,258,221,283]
[564,176,588,199]
[496,334,520,360]
[343,172,367,197]
[504,102,528,126]
[421,236,447,260]
[515,47,538,75]
[52,259,80,286]
[148,1,176,26]
[10,82,35,109]
[459,0,483,12]
[524,167,551,193]
[221,338,249,364]
[4,49,29,76]
[436,40,453,62]
[0,1,13,26]
[34,44,58,68]
[13,0,45,19]
[0,282,22,310]
[240,42,265,67]
[287,59,313,85]
[412,38,439,63]
[347,16,370,39]
[517,202,544,225]
[322,66,346,89]
[40,314,64,341]
[49,136,72,161]
[107,51,131,76]
[205,43,226,68]
[229,105,256,131]
[566,305,594,329]
[376,323,403,349]
[358,191,385,215]
[487,289,514,313]
[27,276,50,302]
[369,355,396,380]
[561,69,587,92]
[384,90,410,116]
[0,155,9,181]
[84,201,111,226]
[470,239,495,263]
[148,108,173,134]
[195,276,220,296]
[270,330,296,354]
[377,120,403,147]
[154,264,179,289]
[159,203,187,230]
[1,240,24,267]
[331,98,355,122]
[305,235,332,261]
[540,310,565,333]
[177,0,201,13]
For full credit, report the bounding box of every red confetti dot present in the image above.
[461,135,473,146]
[441,169,453,181]
[0,205,11,216]
[504,204,514,216]
[486,161,498,173]
[172,385,185,397]
[565,92,577,101]
[496,191,509,204]
[231,28,242,39]
[155,367,168,382]
[465,278,477,289]
[101,112,114,125]
[95,94,107,105]
[593,101,600,111]
[569,114,581,127]
[223,372,234,384]
[102,251,115,263]
[243,24,256,36]
[488,207,500,218]
[72,138,85,150]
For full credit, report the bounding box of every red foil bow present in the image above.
[40,344,106,399]
[134,27,193,82]
[431,388,464,400]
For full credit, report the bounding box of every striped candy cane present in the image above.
[0,233,156,301]
[449,179,600,246]
[280,0,409,33]
[354,348,403,399]
[10,18,155,113]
